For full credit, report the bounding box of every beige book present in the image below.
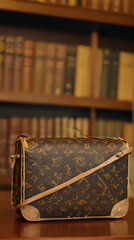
[123,121,132,145]
[61,116,68,138]
[82,118,90,136]
[89,0,101,9]
[21,118,31,136]
[39,117,46,138]
[101,0,111,11]
[74,45,91,97]
[111,0,121,12]
[55,117,61,138]
[46,118,54,138]
[117,51,134,101]
[30,117,39,137]
[68,117,75,138]
[75,117,82,137]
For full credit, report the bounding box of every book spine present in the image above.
[61,116,68,137]
[107,50,119,98]
[111,0,121,12]
[94,48,103,98]
[33,42,46,93]
[3,36,15,90]
[68,117,75,137]
[82,0,87,7]
[39,117,46,137]
[0,36,5,90]
[88,0,101,10]
[101,0,111,11]
[46,118,54,138]
[100,49,112,98]
[54,44,67,95]
[122,0,130,14]
[21,40,35,92]
[55,117,62,137]
[82,117,90,136]
[30,117,39,137]
[43,43,56,94]
[0,118,9,173]
[74,45,91,97]
[69,0,77,6]
[64,45,77,95]
[21,117,31,136]
[75,117,82,137]
[12,36,24,91]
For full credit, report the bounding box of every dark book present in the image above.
[0,36,5,90]
[12,36,24,91]
[100,48,112,98]
[3,36,15,90]
[107,50,119,98]
[64,45,77,95]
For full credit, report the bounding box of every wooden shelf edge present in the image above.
[0,91,132,111]
[0,0,134,27]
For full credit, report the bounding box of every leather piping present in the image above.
[15,146,134,210]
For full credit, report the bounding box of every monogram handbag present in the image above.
[11,135,133,221]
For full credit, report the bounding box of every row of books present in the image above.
[96,117,132,145]
[16,0,133,15]
[0,116,90,173]
[0,36,133,100]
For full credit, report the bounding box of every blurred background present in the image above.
[0,0,133,197]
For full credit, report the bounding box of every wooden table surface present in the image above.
[0,191,134,239]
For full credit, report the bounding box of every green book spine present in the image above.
[100,49,112,98]
[64,45,77,95]
[107,50,119,98]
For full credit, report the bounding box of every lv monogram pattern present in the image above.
[15,137,128,218]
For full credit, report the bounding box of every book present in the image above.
[46,117,54,137]
[54,44,67,95]
[111,0,121,13]
[64,45,77,95]
[61,116,68,137]
[22,40,35,92]
[33,42,46,93]
[74,45,91,97]
[8,117,21,164]
[21,117,31,136]
[93,48,103,98]
[39,117,46,137]
[123,121,132,145]
[117,51,134,101]
[69,0,77,6]
[68,117,75,137]
[43,43,56,94]
[122,0,131,14]
[107,50,119,98]
[75,117,82,137]
[101,0,111,11]
[95,117,106,137]
[13,36,24,91]
[82,117,89,136]
[88,0,101,10]
[30,117,39,137]
[100,49,112,98]
[0,36,5,90]
[3,36,15,90]
[82,0,87,7]
[55,117,62,137]
[0,118,9,173]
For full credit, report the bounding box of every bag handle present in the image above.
[15,146,133,210]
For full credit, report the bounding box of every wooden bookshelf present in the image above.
[0,0,133,189]
[0,91,132,111]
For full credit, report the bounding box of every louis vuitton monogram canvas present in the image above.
[12,136,130,221]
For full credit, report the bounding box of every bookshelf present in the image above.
[0,0,133,189]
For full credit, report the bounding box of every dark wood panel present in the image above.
[0,91,132,111]
[0,191,134,239]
